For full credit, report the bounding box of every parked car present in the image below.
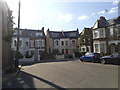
[100,53,120,65]
[80,52,101,63]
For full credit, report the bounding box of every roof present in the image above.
[107,16,120,26]
[80,28,91,35]
[13,28,45,39]
[92,16,120,29]
[47,29,79,39]
[92,16,109,29]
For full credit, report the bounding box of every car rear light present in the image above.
[93,56,96,58]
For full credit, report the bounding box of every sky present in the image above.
[6,0,119,33]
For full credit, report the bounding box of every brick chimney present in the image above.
[100,16,106,20]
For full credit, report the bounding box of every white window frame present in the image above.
[30,40,34,47]
[93,30,99,38]
[36,33,43,36]
[42,40,45,47]
[99,28,105,38]
[35,40,40,47]
[110,27,114,36]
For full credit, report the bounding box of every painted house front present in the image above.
[107,17,120,54]
[92,16,120,54]
[12,28,45,62]
[46,29,79,57]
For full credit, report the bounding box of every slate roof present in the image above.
[47,29,79,39]
[80,28,91,35]
[107,16,120,26]
[13,28,45,39]
[92,16,120,29]
[98,19,109,28]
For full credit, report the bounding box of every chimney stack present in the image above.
[100,16,106,20]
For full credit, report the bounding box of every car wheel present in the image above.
[101,59,106,64]
[80,59,83,62]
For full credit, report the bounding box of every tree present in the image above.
[79,28,93,52]
[52,49,60,55]
[3,9,15,42]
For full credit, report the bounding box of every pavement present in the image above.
[2,67,20,85]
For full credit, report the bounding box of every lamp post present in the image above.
[15,0,21,68]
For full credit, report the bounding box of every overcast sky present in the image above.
[6,0,119,33]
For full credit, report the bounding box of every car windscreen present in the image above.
[112,53,120,57]
[85,53,94,56]
[94,53,100,56]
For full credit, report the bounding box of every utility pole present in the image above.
[15,0,21,68]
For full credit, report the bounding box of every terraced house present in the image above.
[12,27,45,62]
[92,16,120,54]
[46,29,79,58]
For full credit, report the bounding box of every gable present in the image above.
[92,21,98,29]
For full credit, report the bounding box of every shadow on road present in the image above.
[21,71,66,89]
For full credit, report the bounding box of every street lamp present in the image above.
[15,0,20,68]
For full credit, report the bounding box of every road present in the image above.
[2,59,119,89]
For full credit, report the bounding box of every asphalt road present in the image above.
[2,59,119,89]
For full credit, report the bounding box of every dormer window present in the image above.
[69,33,76,37]
[36,33,43,36]
[52,33,59,37]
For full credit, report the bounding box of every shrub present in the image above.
[40,51,54,60]
[25,51,33,58]
[75,51,87,57]
[80,51,87,55]
[52,49,60,55]
[14,51,24,59]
